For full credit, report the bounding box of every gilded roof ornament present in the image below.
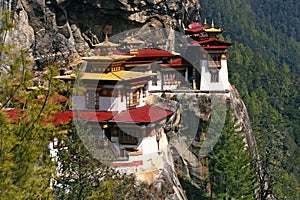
[93,33,119,48]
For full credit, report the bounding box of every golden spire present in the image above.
[105,33,109,42]
[204,18,207,25]
[211,19,214,28]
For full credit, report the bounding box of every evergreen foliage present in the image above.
[209,110,258,199]
[54,122,175,200]
[202,0,300,198]
[0,11,61,199]
[53,122,137,200]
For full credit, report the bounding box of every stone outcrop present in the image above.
[147,87,261,198]
[2,0,200,59]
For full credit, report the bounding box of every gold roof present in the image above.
[53,74,77,80]
[204,27,223,33]
[205,19,223,33]
[81,71,155,81]
[93,34,119,48]
[82,55,133,62]
[122,36,145,45]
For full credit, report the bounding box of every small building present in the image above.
[52,21,234,170]
[123,48,192,91]
[185,20,233,92]
[72,55,153,111]
[53,53,174,169]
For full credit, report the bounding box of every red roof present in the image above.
[203,46,231,50]
[193,37,233,46]
[52,111,73,125]
[6,106,173,126]
[110,105,173,123]
[186,22,209,33]
[52,110,116,125]
[53,106,172,125]
[192,38,233,50]
[76,111,115,122]
[133,48,175,58]
[4,108,115,126]
[161,58,183,67]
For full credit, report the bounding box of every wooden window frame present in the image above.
[210,69,219,83]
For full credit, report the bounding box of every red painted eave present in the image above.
[52,111,73,125]
[53,110,116,125]
[161,58,184,67]
[110,105,173,123]
[193,37,233,45]
[185,22,209,33]
[75,111,115,122]
[203,46,231,50]
[133,48,175,58]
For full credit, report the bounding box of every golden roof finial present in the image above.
[105,33,109,42]
[211,19,214,28]
[204,18,207,25]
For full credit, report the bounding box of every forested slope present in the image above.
[201,0,300,198]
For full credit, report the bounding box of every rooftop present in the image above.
[51,105,173,125]
[110,105,173,123]
[80,71,154,81]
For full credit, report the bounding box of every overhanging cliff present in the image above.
[3,0,200,57]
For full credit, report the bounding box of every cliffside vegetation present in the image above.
[209,110,258,199]
[201,0,300,198]
[0,12,134,199]
[0,11,59,199]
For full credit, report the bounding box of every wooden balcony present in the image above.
[208,61,221,68]
[119,135,138,145]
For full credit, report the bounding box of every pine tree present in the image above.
[54,122,136,200]
[209,110,258,199]
[0,10,62,199]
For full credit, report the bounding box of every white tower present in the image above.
[185,20,233,92]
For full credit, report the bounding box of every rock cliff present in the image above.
[2,0,200,58]
[147,86,262,199]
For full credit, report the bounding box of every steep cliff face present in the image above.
[148,87,261,198]
[3,0,200,58]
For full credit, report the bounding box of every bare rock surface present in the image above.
[2,0,200,58]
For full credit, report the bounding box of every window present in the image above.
[152,76,158,86]
[126,89,140,107]
[142,86,146,98]
[111,66,121,72]
[111,129,118,137]
[152,70,158,86]
[119,129,138,145]
[210,69,219,83]
[86,90,99,109]
[208,54,221,68]
[163,72,180,85]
